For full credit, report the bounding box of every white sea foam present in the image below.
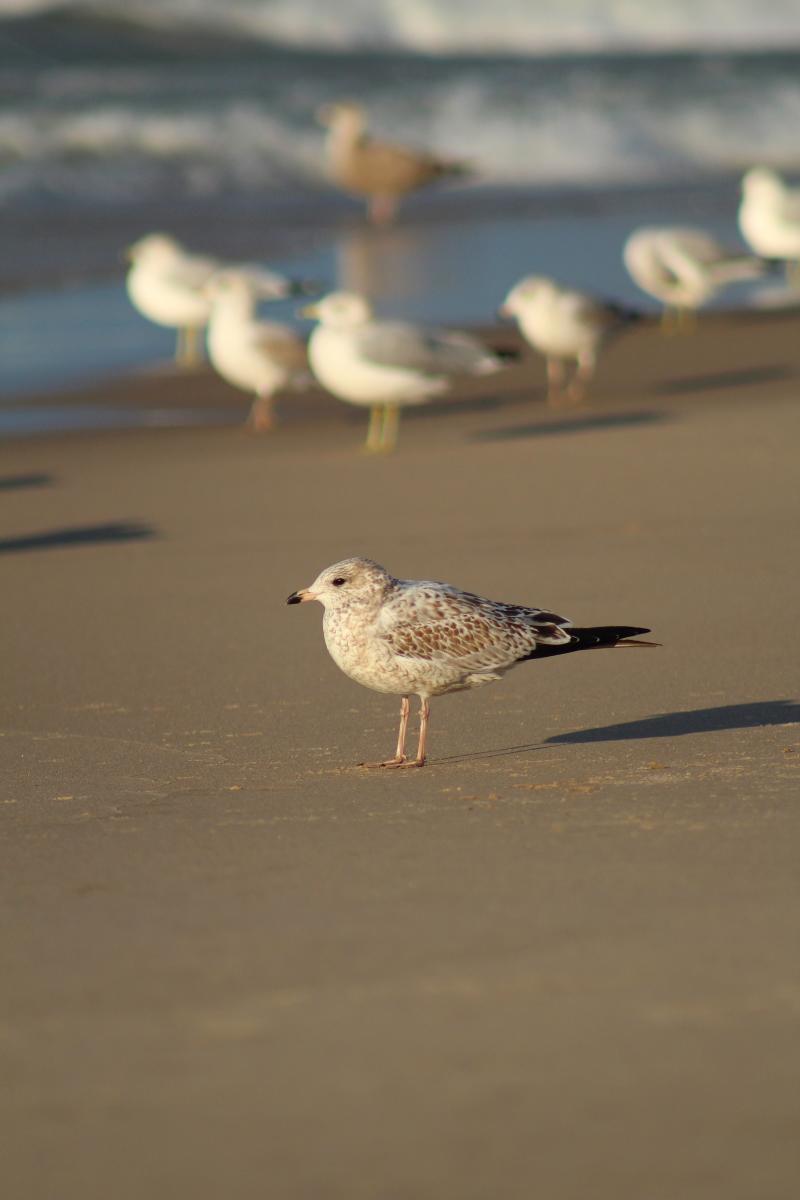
[5,0,800,55]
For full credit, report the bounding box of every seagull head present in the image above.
[499,275,559,318]
[204,267,299,304]
[287,557,393,609]
[741,166,784,201]
[316,100,367,136]
[124,232,184,265]
[299,291,373,329]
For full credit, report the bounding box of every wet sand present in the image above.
[2,313,799,1199]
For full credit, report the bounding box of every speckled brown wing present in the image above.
[339,138,458,196]
[379,586,573,674]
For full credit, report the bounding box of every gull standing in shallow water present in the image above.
[287,557,656,768]
[500,275,641,404]
[124,233,224,366]
[318,101,471,226]
[623,226,767,331]
[302,292,509,452]
[205,269,310,432]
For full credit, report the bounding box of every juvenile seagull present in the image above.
[205,269,310,432]
[739,166,800,277]
[500,275,641,404]
[302,291,507,452]
[287,557,655,768]
[125,233,223,366]
[623,226,766,331]
[318,101,470,226]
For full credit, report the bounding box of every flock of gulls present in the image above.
[121,107,800,765]
[124,105,800,452]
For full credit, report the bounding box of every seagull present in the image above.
[124,233,223,366]
[301,291,508,452]
[499,275,641,404]
[739,166,800,279]
[205,269,310,432]
[287,557,656,768]
[317,101,471,226]
[623,226,767,331]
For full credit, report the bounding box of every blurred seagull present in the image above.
[623,226,767,331]
[124,233,223,366]
[205,269,311,432]
[301,291,508,452]
[739,166,800,279]
[500,275,641,404]
[287,556,657,768]
[317,101,471,226]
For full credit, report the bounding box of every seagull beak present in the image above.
[298,302,320,319]
[287,588,317,605]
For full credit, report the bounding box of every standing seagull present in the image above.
[287,557,656,768]
[302,291,507,452]
[500,275,641,404]
[623,226,767,331]
[739,166,800,278]
[205,269,309,432]
[318,101,470,226]
[124,233,223,366]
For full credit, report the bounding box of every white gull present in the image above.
[500,275,641,404]
[287,557,656,768]
[739,166,800,276]
[623,226,766,331]
[301,291,508,452]
[124,233,223,366]
[205,269,309,432]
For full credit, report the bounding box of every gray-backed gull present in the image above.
[124,233,223,367]
[287,557,656,768]
[301,291,507,452]
[500,275,640,404]
[623,226,766,332]
[739,167,800,278]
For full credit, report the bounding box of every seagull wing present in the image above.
[356,322,497,377]
[249,323,307,372]
[379,584,573,674]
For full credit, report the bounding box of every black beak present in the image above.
[287,591,302,605]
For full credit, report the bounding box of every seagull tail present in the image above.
[525,626,659,660]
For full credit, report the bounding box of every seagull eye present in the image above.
[331,577,347,587]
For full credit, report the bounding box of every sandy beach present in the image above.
[2,311,799,1198]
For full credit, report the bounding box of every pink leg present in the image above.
[368,194,398,226]
[359,696,410,768]
[546,358,566,406]
[567,356,594,404]
[247,393,276,433]
[398,697,429,768]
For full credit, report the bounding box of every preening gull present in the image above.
[739,166,800,276]
[317,101,470,226]
[205,269,310,432]
[500,275,641,404]
[287,557,656,768]
[623,226,767,330]
[125,233,223,366]
[301,291,508,452]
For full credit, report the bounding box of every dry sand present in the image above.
[2,313,799,1199]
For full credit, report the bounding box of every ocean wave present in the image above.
[5,0,800,56]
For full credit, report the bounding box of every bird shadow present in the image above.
[0,472,54,491]
[546,700,800,744]
[653,365,795,397]
[435,700,799,765]
[0,521,156,555]
[472,409,667,443]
